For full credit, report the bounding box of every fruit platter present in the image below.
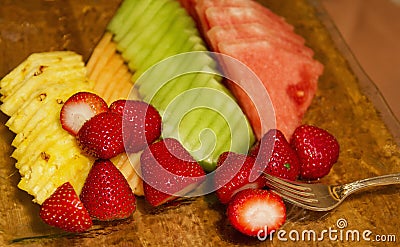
[0,0,399,246]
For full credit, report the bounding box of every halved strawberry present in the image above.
[80,159,136,221]
[290,125,340,180]
[39,182,93,233]
[60,92,108,135]
[109,99,162,153]
[250,129,300,181]
[214,152,267,204]
[140,138,206,207]
[77,112,124,159]
[227,189,286,237]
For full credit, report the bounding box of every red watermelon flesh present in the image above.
[207,23,314,57]
[178,0,198,19]
[194,0,294,32]
[204,7,305,45]
[218,40,323,139]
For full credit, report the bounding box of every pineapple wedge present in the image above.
[1,45,145,204]
[0,51,94,204]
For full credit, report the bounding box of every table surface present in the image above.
[322,0,400,120]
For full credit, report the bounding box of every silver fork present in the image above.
[264,172,400,211]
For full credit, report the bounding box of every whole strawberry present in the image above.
[110,100,162,153]
[39,182,93,233]
[77,112,124,159]
[60,92,108,136]
[290,125,340,180]
[140,138,206,206]
[80,159,136,221]
[214,152,266,204]
[250,129,300,181]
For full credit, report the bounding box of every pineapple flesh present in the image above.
[0,51,95,204]
[1,45,145,204]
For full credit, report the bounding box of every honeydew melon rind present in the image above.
[108,0,255,171]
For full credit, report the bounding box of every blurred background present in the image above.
[322,0,400,120]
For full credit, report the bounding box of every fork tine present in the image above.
[267,184,319,204]
[263,173,319,204]
[270,189,320,208]
[263,173,312,192]
[267,180,315,198]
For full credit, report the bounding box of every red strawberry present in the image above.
[140,138,206,206]
[227,189,286,237]
[109,100,162,153]
[60,92,108,135]
[80,159,136,221]
[290,125,340,180]
[39,182,93,233]
[77,112,124,159]
[214,152,267,204]
[250,129,300,181]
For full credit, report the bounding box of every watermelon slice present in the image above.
[207,23,314,57]
[180,0,324,139]
[204,7,305,46]
[218,40,323,139]
[195,0,294,31]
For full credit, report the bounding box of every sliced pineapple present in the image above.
[1,51,89,116]
[0,51,94,204]
[1,44,145,204]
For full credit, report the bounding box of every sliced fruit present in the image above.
[77,112,125,159]
[0,51,94,204]
[80,159,136,221]
[60,92,109,136]
[214,152,266,204]
[180,0,296,37]
[218,40,323,139]
[226,189,286,237]
[204,7,304,45]
[140,138,206,206]
[39,182,93,233]
[86,32,140,104]
[182,0,324,140]
[250,129,300,181]
[107,0,255,171]
[290,125,340,180]
[0,52,89,116]
[206,23,313,57]
[111,152,144,196]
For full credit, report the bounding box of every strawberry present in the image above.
[226,189,286,237]
[109,100,162,153]
[214,152,267,204]
[250,129,300,181]
[290,125,340,180]
[80,159,136,221]
[77,112,124,159]
[60,92,108,136]
[140,138,206,206]
[39,182,93,233]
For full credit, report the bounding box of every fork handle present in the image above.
[343,173,400,196]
